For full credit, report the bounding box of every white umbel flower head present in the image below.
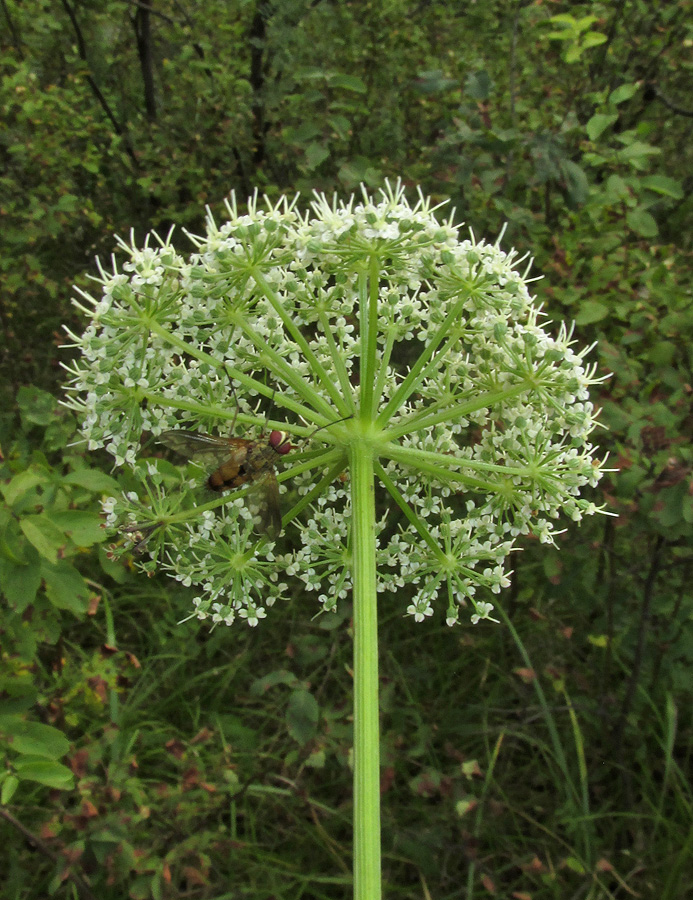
[64,181,607,627]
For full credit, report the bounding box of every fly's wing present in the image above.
[159,430,246,470]
[246,470,283,540]
[160,431,283,538]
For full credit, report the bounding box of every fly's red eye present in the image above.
[269,430,292,454]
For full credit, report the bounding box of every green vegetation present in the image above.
[1,1,691,898]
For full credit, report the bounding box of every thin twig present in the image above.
[0,808,97,900]
[611,535,665,753]
[59,0,139,167]
[650,83,693,117]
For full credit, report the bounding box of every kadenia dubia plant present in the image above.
[63,181,607,629]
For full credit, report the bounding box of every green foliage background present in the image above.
[1,1,692,898]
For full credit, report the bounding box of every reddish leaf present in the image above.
[521,856,545,873]
[380,765,395,794]
[513,667,536,682]
[481,873,496,893]
[165,739,186,759]
[191,728,213,744]
[68,749,89,778]
[183,866,208,886]
[81,800,99,818]
[87,676,108,703]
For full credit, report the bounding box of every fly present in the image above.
[158,429,292,540]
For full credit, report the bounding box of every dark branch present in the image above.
[0,808,98,900]
[59,0,139,167]
[650,82,693,118]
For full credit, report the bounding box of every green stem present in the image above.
[375,461,446,560]
[253,271,351,418]
[350,439,381,900]
[316,303,358,417]
[144,316,321,423]
[223,304,339,420]
[383,380,533,439]
[381,447,502,493]
[359,255,380,420]
[375,292,471,428]
[282,455,347,526]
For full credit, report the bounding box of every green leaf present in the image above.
[415,70,458,95]
[546,14,583,28]
[0,557,41,610]
[604,174,629,200]
[40,559,89,614]
[682,494,693,525]
[338,159,382,190]
[544,14,579,38]
[640,175,684,199]
[129,874,154,900]
[647,341,676,366]
[55,193,79,212]
[574,15,600,31]
[19,514,66,563]
[286,690,319,746]
[62,469,120,494]
[542,551,562,581]
[580,31,608,50]
[0,717,70,760]
[0,695,36,717]
[304,142,330,171]
[465,70,492,101]
[1,467,51,507]
[561,160,589,204]
[575,301,609,325]
[305,749,326,769]
[152,871,164,900]
[616,140,661,168]
[609,83,638,105]
[0,514,32,565]
[13,757,74,790]
[1,774,19,804]
[326,115,351,141]
[98,545,130,584]
[626,208,658,237]
[215,715,259,751]
[329,73,367,93]
[49,510,106,547]
[565,856,586,874]
[586,113,618,141]
[545,29,571,42]
[250,670,298,696]
[652,486,684,528]
[287,121,321,143]
[456,798,476,817]
[16,386,57,427]
[588,633,609,648]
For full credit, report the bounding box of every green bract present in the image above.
[63,182,606,628]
